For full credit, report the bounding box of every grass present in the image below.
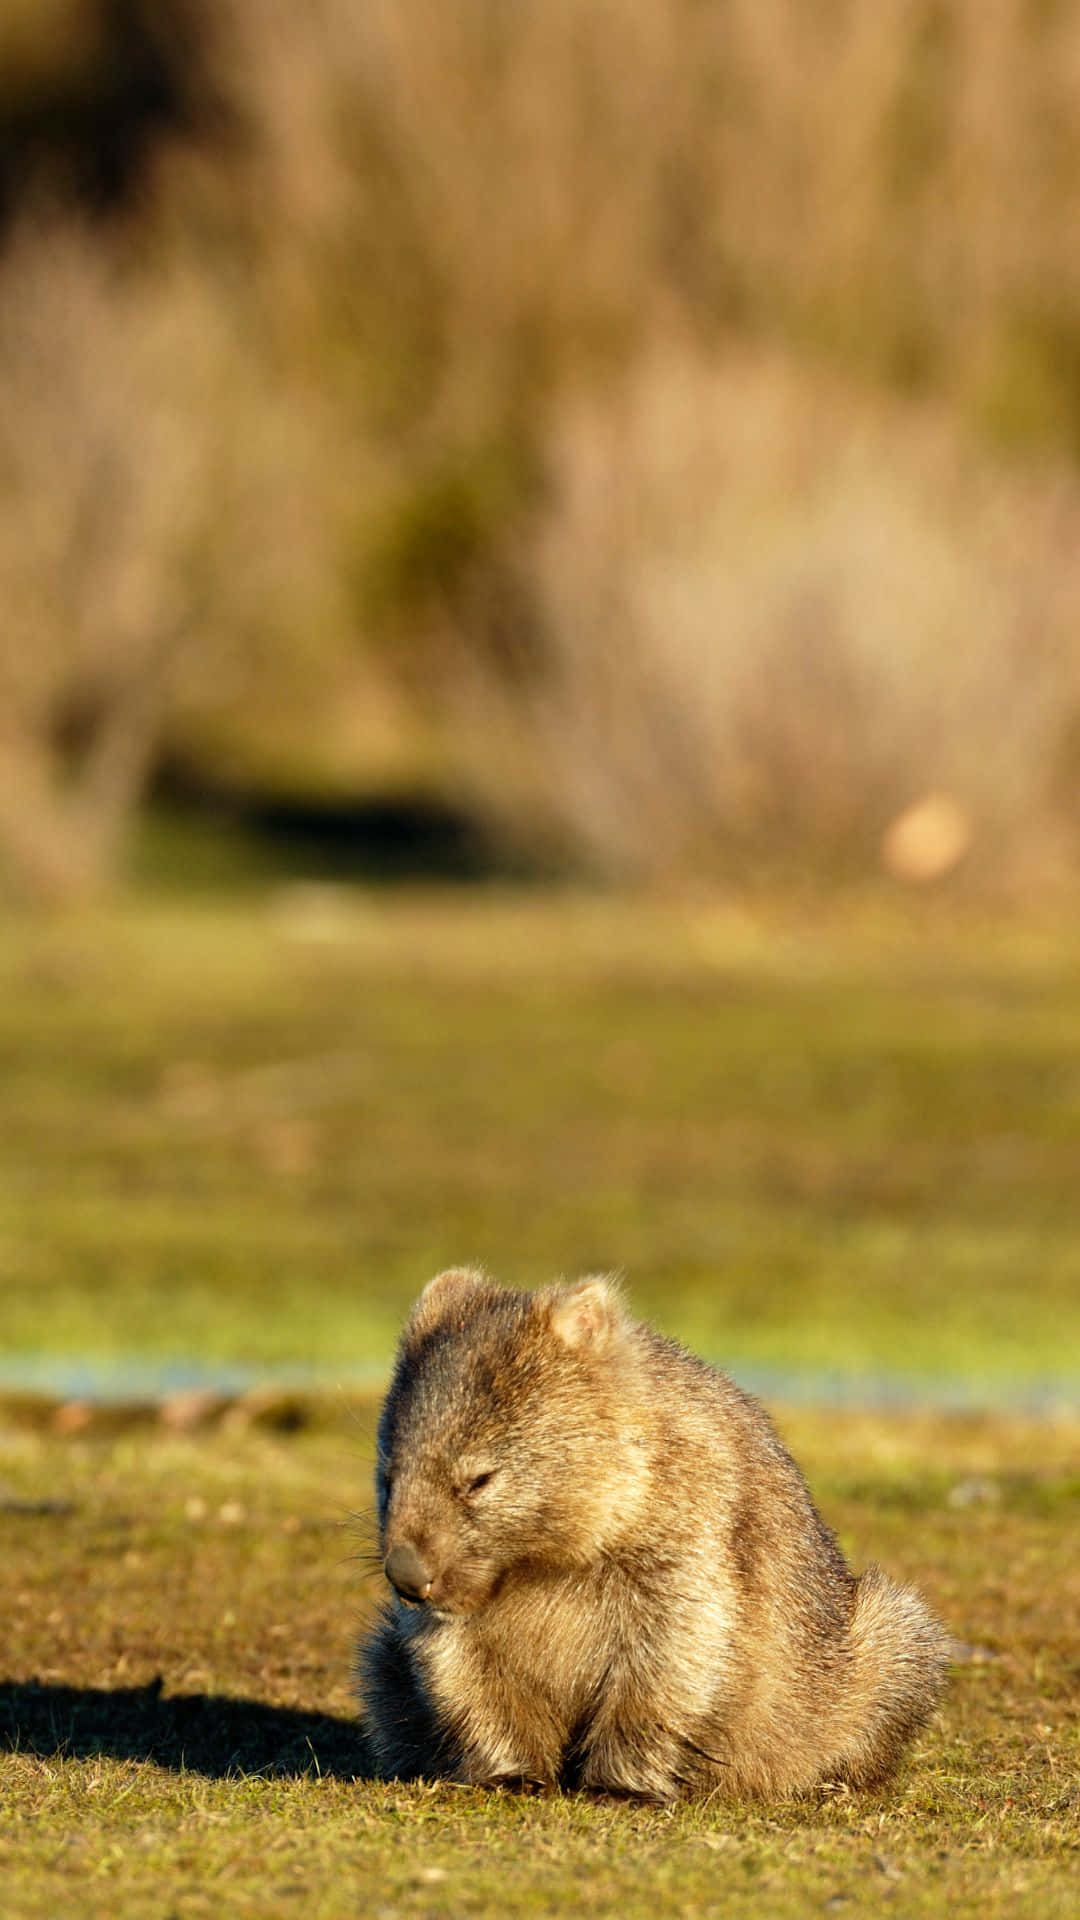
[0,890,1078,1394]
[1,1403,1076,1918]
[1,887,1077,1914]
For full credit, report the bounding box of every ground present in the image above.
[1,1403,1076,1918]
[0,890,1077,1915]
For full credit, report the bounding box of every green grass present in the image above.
[2,891,1077,1914]
[0,890,1078,1394]
[1,1405,1076,1918]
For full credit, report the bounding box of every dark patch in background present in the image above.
[0,0,225,230]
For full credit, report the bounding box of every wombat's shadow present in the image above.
[0,1677,372,1780]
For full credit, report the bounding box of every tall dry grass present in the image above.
[1,0,1079,893]
[210,0,1080,448]
[0,221,351,899]
[440,344,1080,885]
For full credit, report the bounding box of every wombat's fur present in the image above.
[356,1271,948,1800]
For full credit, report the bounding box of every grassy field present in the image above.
[1,891,1079,1395]
[1,1401,1076,1918]
[1,889,1078,1914]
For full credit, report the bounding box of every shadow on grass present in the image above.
[0,1677,372,1780]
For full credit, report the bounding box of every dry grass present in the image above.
[0,217,356,900]
[3,1,1080,893]
[447,344,1080,884]
[209,0,1080,424]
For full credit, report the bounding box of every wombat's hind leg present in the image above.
[827,1566,950,1789]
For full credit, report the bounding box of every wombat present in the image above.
[356,1270,949,1800]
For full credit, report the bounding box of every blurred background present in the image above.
[1,0,1078,1411]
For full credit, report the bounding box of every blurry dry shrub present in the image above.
[432,345,1080,886]
[207,0,1080,452]
[0,221,350,900]
[3,1,1080,893]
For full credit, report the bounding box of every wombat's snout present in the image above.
[384,1540,434,1603]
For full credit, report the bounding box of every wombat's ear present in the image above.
[408,1267,489,1338]
[545,1276,625,1353]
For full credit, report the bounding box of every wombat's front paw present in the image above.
[574,1741,689,1805]
[455,1770,549,1794]
[452,1748,553,1792]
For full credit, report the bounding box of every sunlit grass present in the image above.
[1,1406,1076,1919]
[0,891,1077,1396]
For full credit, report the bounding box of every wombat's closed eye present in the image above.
[459,1469,495,1496]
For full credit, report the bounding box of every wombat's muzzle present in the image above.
[384,1540,434,1603]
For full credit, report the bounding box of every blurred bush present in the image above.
[1,0,1079,895]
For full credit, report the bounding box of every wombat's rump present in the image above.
[356,1271,948,1800]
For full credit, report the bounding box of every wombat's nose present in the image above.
[384,1541,434,1602]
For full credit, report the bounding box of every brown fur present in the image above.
[356,1271,949,1800]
